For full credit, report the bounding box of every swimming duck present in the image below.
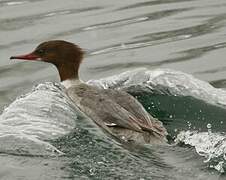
[10,40,168,144]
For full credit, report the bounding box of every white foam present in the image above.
[0,82,78,155]
[175,130,226,173]
[88,68,226,106]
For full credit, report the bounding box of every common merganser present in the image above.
[10,40,168,144]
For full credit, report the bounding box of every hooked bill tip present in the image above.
[9,53,41,61]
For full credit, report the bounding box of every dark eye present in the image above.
[36,49,45,55]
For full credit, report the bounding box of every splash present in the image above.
[1,68,226,169]
[88,68,226,173]
[88,68,226,107]
[0,82,78,156]
[175,128,226,173]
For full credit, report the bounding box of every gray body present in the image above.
[67,83,168,144]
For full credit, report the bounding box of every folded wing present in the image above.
[67,84,167,140]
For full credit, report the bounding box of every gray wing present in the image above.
[103,89,167,136]
[67,84,167,137]
[67,84,143,132]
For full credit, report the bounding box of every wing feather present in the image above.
[67,84,167,138]
[103,89,167,136]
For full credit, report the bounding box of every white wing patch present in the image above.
[105,123,117,126]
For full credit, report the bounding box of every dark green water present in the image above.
[135,92,226,136]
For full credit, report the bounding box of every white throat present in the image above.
[61,79,82,89]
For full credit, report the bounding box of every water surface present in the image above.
[1,0,226,179]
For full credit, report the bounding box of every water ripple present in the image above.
[0,7,189,50]
[89,14,226,72]
[116,0,195,11]
[83,8,191,31]
[0,0,43,7]
[210,79,226,88]
[0,6,103,31]
[89,41,226,72]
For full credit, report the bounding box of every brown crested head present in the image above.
[10,40,84,81]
